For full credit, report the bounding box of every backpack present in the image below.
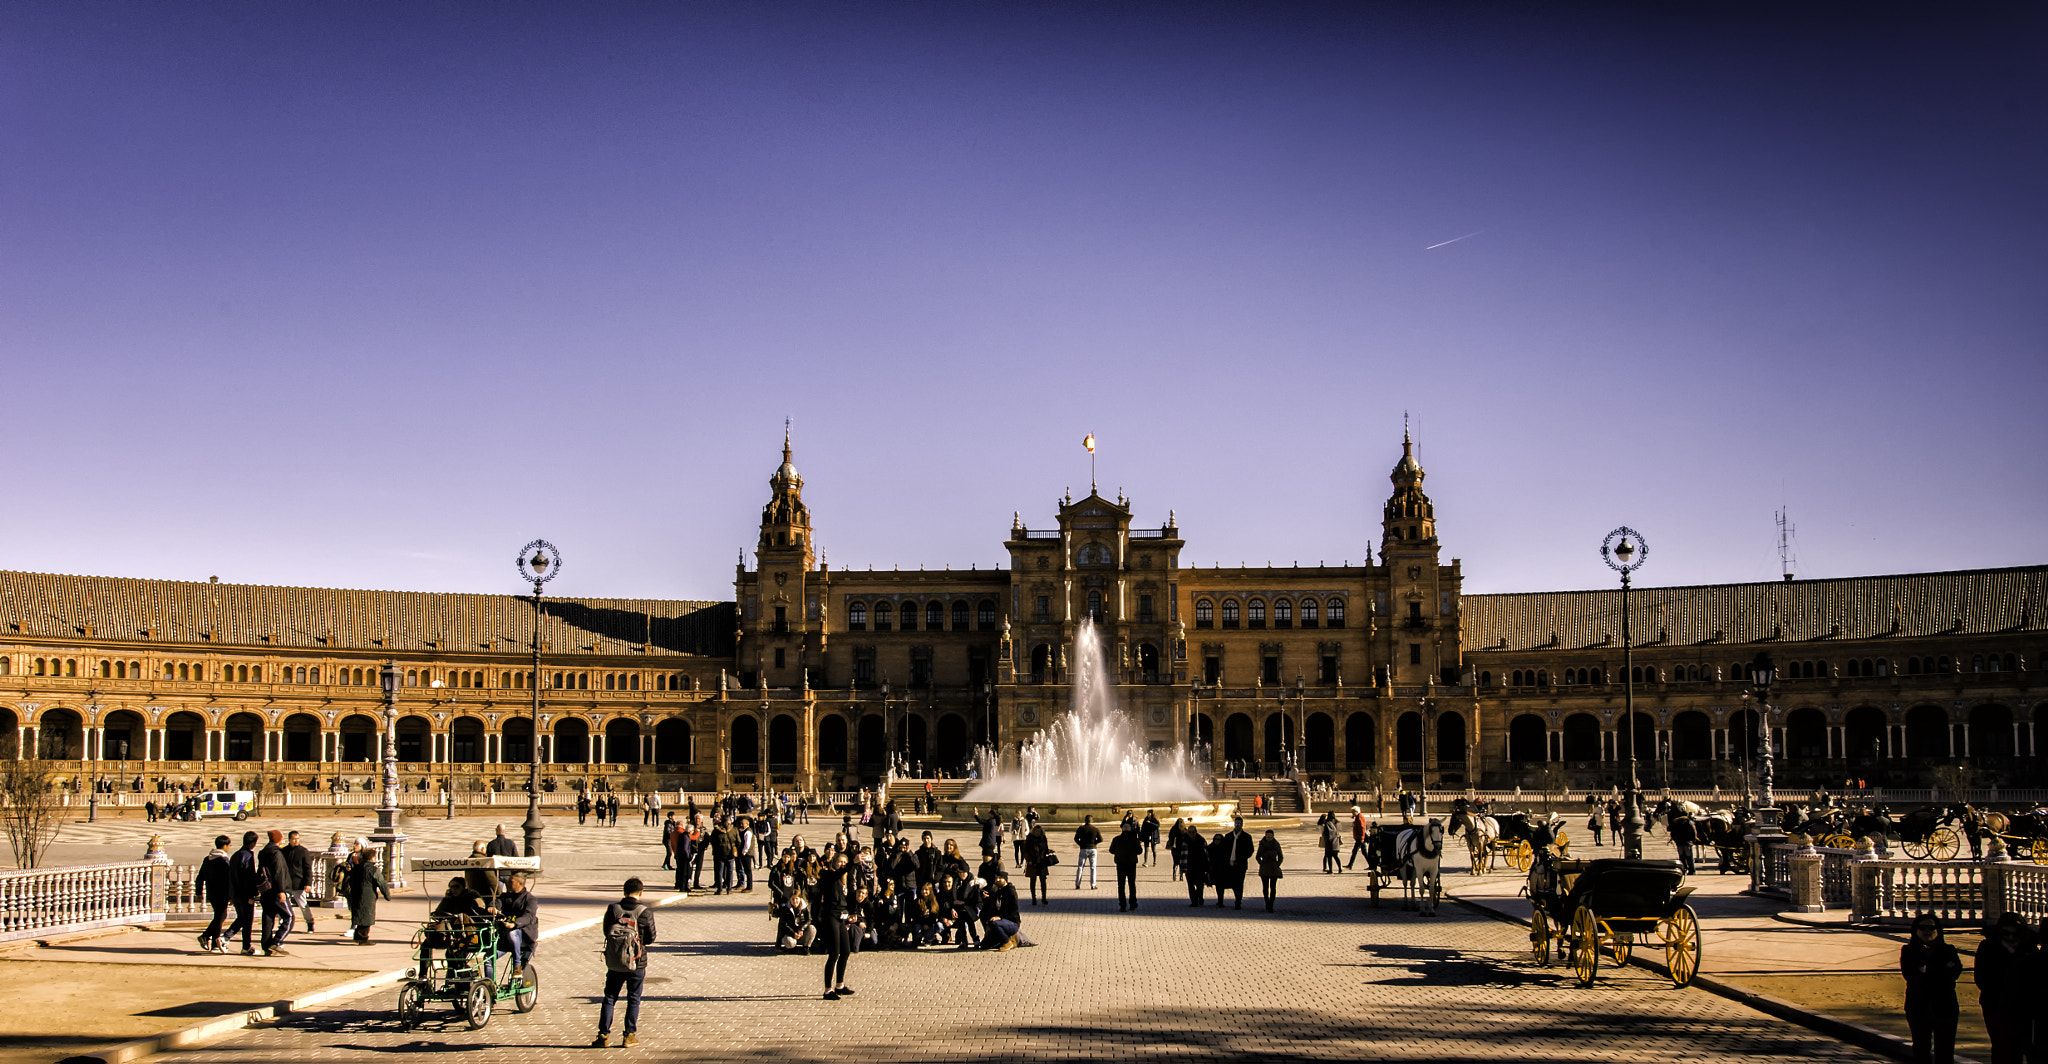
[604,902,645,972]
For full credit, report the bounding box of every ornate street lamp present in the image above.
[369,661,407,889]
[1749,651,1780,835]
[1601,527,1649,860]
[516,540,562,858]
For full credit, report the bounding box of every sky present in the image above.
[3,2,2043,601]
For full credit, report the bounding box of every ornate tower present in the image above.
[737,429,823,690]
[1381,428,1435,553]
[1379,430,1456,686]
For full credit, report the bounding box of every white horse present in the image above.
[1652,799,1704,833]
[1451,812,1498,873]
[1396,819,1446,916]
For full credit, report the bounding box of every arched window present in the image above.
[977,600,996,630]
[927,601,944,629]
[1221,600,1240,628]
[873,603,890,632]
[1195,600,1214,628]
[1327,599,1346,627]
[1274,599,1292,626]
[900,601,918,631]
[952,601,969,631]
[1536,670,1549,687]
[1087,590,1104,621]
[848,602,867,630]
[1247,600,1266,628]
[99,660,111,678]
[1302,599,1319,626]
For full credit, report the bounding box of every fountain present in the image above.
[945,620,1236,825]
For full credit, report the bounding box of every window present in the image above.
[1274,599,1291,628]
[900,602,918,631]
[1221,600,1240,629]
[853,648,876,685]
[1248,600,1266,629]
[1203,655,1221,684]
[1262,655,1280,684]
[927,601,943,629]
[1302,599,1318,627]
[1328,599,1346,627]
[874,603,891,632]
[774,605,788,633]
[849,602,867,630]
[977,600,996,630]
[910,650,932,687]
[1479,671,1492,687]
[1087,590,1104,621]
[1195,599,1214,628]
[1318,655,1337,683]
[99,660,111,678]
[1409,600,1422,621]
[1409,643,1422,665]
[774,648,786,669]
[1034,595,1050,621]
[1138,595,1154,623]
[952,601,969,631]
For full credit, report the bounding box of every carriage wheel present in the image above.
[1824,833,1855,850]
[1530,909,1552,965]
[1662,904,1701,987]
[1901,837,1931,861]
[1607,923,1632,967]
[464,978,495,1030]
[396,982,425,1030]
[2031,837,2048,866]
[1928,827,1961,862]
[1511,840,1534,873]
[1571,907,1601,987]
[1555,831,1570,858]
[513,964,539,1013]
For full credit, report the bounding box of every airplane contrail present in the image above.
[1425,229,1486,250]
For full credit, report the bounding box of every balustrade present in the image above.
[0,861,160,942]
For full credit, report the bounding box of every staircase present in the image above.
[1219,778,1305,814]
[885,778,973,808]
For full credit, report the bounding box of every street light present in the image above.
[1749,651,1780,835]
[1601,526,1649,860]
[369,661,407,890]
[516,539,562,859]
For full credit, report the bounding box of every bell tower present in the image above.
[1381,428,1435,554]
[737,428,822,690]
[1380,428,1457,686]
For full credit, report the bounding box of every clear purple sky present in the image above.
[4,3,2043,600]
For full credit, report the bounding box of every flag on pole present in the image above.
[1082,433,1095,454]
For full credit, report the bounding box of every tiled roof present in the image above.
[0,571,733,658]
[1463,566,2048,654]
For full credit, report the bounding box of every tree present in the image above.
[1,759,65,869]
[1535,764,1568,815]
[1931,762,1978,806]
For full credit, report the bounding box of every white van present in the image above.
[196,791,258,820]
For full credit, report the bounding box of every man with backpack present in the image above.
[594,877,657,1049]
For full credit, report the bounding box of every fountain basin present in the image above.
[936,799,1240,827]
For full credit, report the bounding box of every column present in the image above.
[594,733,607,765]
[1333,713,1348,772]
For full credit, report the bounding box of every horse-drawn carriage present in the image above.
[1987,809,2048,863]
[399,854,543,1031]
[1528,855,1701,988]
[1363,819,1447,913]
[1893,807,1968,861]
[1452,810,1569,873]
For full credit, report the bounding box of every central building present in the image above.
[735,431,1466,788]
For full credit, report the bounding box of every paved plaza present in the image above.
[100,816,1886,1064]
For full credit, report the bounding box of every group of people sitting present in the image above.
[421,858,540,982]
[767,828,1029,953]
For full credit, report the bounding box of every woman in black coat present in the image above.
[1021,826,1055,906]
[1179,826,1209,906]
[1901,913,1963,1064]
[815,854,858,999]
[1256,830,1284,912]
[1974,912,2039,1064]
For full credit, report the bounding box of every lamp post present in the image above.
[1601,527,1649,860]
[516,540,561,858]
[1750,652,1780,835]
[84,694,100,823]
[369,661,407,890]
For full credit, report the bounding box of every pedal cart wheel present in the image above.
[1571,906,1601,986]
[514,965,540,1013]
[396,982,425,1030]
[1662,904,1701,987]
[464,978,496,1030]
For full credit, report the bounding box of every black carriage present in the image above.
[1895,807,1965,861]
[1987,810,2048,864]
[1528,857,1700,988]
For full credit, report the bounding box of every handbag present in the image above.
[1044,853,1060,866]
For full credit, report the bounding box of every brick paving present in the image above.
[167,821,1883,1064]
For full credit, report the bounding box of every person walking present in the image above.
[258,829,295,956]
[1319,811,1343,873]
[1669,813,1698,875]
[1901,913,1963,1064]
[194,834,233,952]
[1347,806,1371,870]
[1213,817,1254,910]
[1011,809,1028,864]
[670,823,696,896]
[593,877,657,1048]
[1022,824,1055,906]
[1141,810,1161,866]
[978,807,1003,861]
[1256,829,1284,912]
[1588,808,1605,846]
[735,816,756,892]
[1974,912,2038,1064]
[577,793,591,825]
[710,816,737,895]
[643,791,661,827]
[1109,820,1143,911]
[660,813,679,870]
[339,841,390,945]
[1072,815,1102,891]
[283,830,317,935]
[1180,822,1210,906]
[816,854,858,1000]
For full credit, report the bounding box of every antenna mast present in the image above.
[1776,507,1797,581]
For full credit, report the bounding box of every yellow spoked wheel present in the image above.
[1928,827,1962,862]
[1531,908,1551,965]
[2031,837,2048,866]
[1555,831,1571,857]
[1823,833,1855,850]
[1571,906,1601,987]
[1662,904,1701,987]
[1510,840,1534,872]
[1902,837,1932,860]
[1608,923,1632,966]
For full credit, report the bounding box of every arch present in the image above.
[1395,711,1423,763]
[449,715,485,764]
[223,711,265,762]
[1968,703,2014,757]
[849,602,868,629]
[1785,708,1828,759]
[1844,706,1886,763]
[817,714,848,767]
[766,714,799,770]
[1195,599,1214,626]
[1672,711,1712,760]
[1304,711,1335,765]
[502,716,535,765]
[396,714,432,763]
[1728,708,1760,760]
[900,714,928,766]
[1221,599,1240,627]
[100,708,146,762]
[1190,712,1215,751]
[1247,599,1266,627]
[281,712,321,763]
[1138,643,1160,683]
[952,600,969,631]
[926,601,944,630]
[553,716,590,764]
[1223,712,1255,764]
[1623,711,1655,761]
[654,718,692,765]
[1561,713,1600,762]
[728,714,760,769]
[1263,713,1297,765]
[1508,713,1547,763]
[899,601,917,631]
[606,718,642,766]
[37,708,82,760]
[163,710,205,762]
[857,714,886,769]
[0,707,14,759]
[1436,711,1467,765]
[935,713,969,770]
[1905,705,1950,759]
[1343,712,1376,766]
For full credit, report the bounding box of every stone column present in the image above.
[1787,834,1825,913]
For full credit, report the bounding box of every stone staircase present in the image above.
[1218,778,1305,814]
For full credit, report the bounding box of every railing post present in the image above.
[1788,833,1825,913]
[145,835,171,916]
[1850,835,1882,921]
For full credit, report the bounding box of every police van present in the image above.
[196,791,258,820]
